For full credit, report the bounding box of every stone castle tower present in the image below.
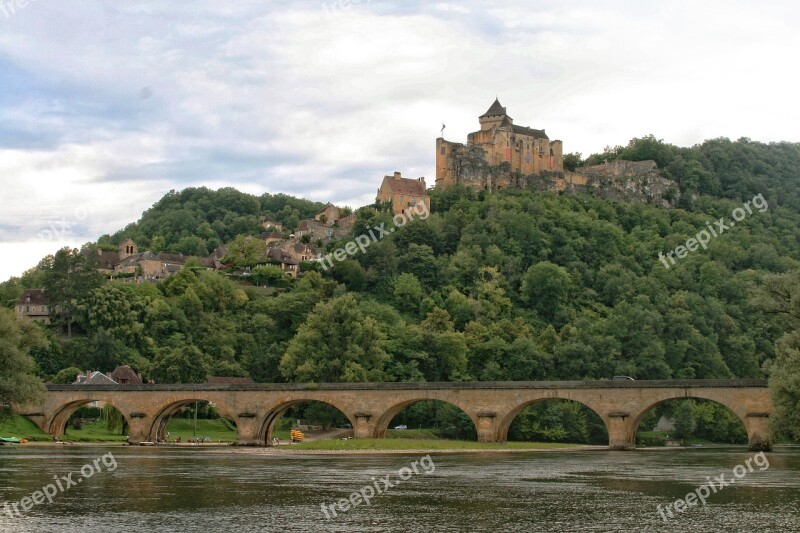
[436,98,563,190]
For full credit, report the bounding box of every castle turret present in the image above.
[478,98,512,131]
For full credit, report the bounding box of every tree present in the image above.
[392,273,424,314]
[0,310,46,415]
[42,247,105,337]
[562,152,582,172]
[755,270,800,440]
[280,294,389,382]
[251,265,291,287]
[520,261,571,322]
[672,400,697,441]
[53,367,82,384]
[331,260,367,291]
[768,332,800,440]
[151,345,210,383]
[222,235,266,269]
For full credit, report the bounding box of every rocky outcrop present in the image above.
[450,157,680,208]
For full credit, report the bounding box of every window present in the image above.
[440,147,445,155]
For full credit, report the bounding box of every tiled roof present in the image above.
[109,365,142,384]
[315,203,337,215]
[75,371,117,385]
[512,125,549,139]
[17,289,48,305]
[381,175,427,196]
[480,98,507,118]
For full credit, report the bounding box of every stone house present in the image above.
[314,203,342,225]
[376,171,430,216]
[15,289,56,324]
[261,219,284,232]
[267,242,317,278]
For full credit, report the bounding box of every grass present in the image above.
[291,437,584,451]
[0,414,52,442]
[385,429,442,439]
[63,419,128,442]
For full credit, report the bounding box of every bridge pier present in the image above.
[353,413,375,439]
[476,412,498,443]
[235,414,259,445]
[745,413,772,452]
[607,412,636,451]
[127,415,151,444]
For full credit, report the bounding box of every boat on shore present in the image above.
[0,437,21,444]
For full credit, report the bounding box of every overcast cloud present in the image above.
[1,0,798,280]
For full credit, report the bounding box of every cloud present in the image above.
[0,0,798,280]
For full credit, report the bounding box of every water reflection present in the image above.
[1,447,798,532]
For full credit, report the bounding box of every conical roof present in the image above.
[480,98,507,118]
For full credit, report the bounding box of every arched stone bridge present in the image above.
[16,379,773,451]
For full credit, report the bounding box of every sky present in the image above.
[1,0,798,281]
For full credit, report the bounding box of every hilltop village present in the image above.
[16,98,673,325]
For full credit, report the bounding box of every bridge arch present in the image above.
[148,397,238,442]
[372,398,478,439]
[255,399,355,444]
[48,399,132,438]
[497,397,609,444]
[630,395,748,447]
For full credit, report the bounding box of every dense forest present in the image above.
[2,136,799,442]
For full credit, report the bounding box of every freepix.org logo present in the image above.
[0,0,38,20]
[658,193,768,269]
[319,201,429,271]
[2,452,117,518]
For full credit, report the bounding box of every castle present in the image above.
[436,98,564,190]
[434,99,678,208]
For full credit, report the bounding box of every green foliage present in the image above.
[392,273,424,314]
[0,309,46,412]
[103,403,126,434]
[223,235,267,269]
[508,400,607,444]
[390,401,477,440]
[52,367,82,384]
[251,265,291,287]
[151,345,211,384]
[280,293,389,382]
[672,400,697,440]
[562,152,582,172]
[110,187,324,253]
[520,261,570,322]
[41,247,105,336]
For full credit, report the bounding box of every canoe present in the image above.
[0,437,21,444]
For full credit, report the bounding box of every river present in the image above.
[1,446,798,532]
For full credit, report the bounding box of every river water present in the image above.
[1,446,799,532]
